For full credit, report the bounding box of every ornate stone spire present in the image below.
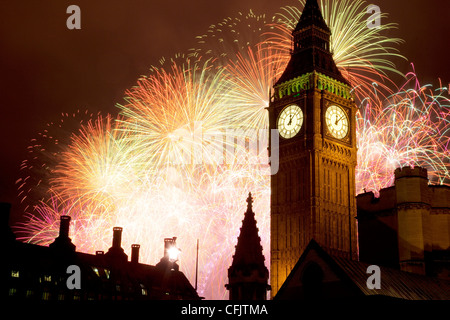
[231,193,266,267]
[226,192,270,300]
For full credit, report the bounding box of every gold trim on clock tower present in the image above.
[268,0,358,298]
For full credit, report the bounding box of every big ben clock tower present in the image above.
[268,0,358,297]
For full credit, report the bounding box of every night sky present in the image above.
[1,0,450,223]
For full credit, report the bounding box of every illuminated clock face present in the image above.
[325,105,349,139]
[277,104,303,139]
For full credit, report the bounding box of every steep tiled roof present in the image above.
[333,256,450,300]
[275,239,450,300]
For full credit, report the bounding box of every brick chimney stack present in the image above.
[49,215,76,252]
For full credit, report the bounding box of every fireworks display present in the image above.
[15,0,450,300]
[356,68,450,195]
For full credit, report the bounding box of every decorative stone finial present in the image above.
[246,192,253,211]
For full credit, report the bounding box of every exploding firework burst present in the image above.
[189,10,276,62]
[223,43,286,130]
[356,69,450,195]
[268,0,405,100]
[16,1,449,301]
[50,114,138,207]
[16,114,135,251]
[192,0,405,130]
[116,57,239,171]
[16,109,101,212]
[16,195,115,252]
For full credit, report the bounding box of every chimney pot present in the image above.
[59,215,71,238]
[164,237,177,259]
[49,215,75,252]
[131,244,140,264]
[105,227,128,262]
[112,227,123,248]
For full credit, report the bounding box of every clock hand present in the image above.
[288,115,292,126]
[335,114,344,126]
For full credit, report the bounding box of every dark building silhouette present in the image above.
[226,193,270,300]
[2,204,200,301]
[275,239,450,300]
[357,166,450,279]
